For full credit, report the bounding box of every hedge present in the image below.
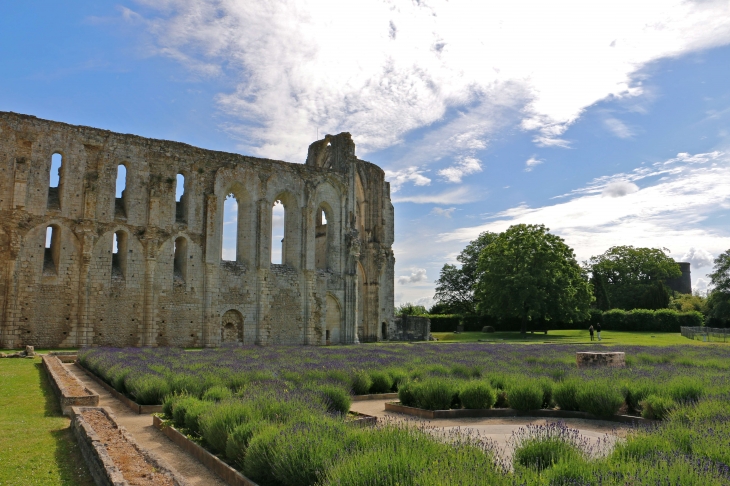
[426,309,703,333]
[601,309,703,332]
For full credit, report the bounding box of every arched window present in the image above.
[43,226,60,275]
[47,153,62,210]
[221,194,238,262]
[173,237,187,283]
[315,207,329,270]
[112,231,127,280]
[115,165,127,219]
[175,173,187,223]
[271,200,285,264]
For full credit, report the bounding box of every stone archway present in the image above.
[325,294,341,345]
[220,309,243,344]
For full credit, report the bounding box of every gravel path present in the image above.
[351,398,626,463]
[65,363,226,486]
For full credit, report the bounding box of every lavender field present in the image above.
[79,344,730,485]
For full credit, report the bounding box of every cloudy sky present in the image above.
[3,1,730,307]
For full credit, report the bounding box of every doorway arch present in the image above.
[220,309,244,344]
[325,294,341,344]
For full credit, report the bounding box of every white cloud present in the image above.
[602,180,639,197]
[604,117,635,139]
[398,268,428,285]
[438,156,483,183]
[524,156,543,172]
[682,247,715,269]
[694,277,710,295]
[385,167,431,192]
[439,151,730,282]
[430,207,456,218]
[128,0,730,160]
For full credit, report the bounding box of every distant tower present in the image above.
[665,262,692,294]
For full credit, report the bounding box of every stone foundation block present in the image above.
[576,352,626,368]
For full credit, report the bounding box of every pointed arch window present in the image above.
[43,225,60,275]
[112,231,127,280]
[174,237,187,283]
[315,206,330,270]
[221,193,238,262]
[175,173,187,223]
[271,200,285,264]
[115,165,127,219]
[47,153,62,210]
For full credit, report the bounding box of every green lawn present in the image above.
[431,330,713,346]
[0,358,93,486]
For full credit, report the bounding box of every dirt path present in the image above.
[65,363,226,486]
[351,399,626,462]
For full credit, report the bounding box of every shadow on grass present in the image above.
[34,362,95,485]
[35,362,62,417]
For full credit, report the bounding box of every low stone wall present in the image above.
[78,362,163,414]
[390,316,431,341]
[43,355,98,415]
[152,415,258,486]
[349,411,378,426]
[576,352,626,368]
[73,407,187,486]
[384,402,653,425]
[352,392,399,401]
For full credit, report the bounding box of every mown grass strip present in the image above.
[0,358,94,486]
[432,330,713,345]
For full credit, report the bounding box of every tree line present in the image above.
[397,224,730,332]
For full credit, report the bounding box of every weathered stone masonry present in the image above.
[0,112,395,348]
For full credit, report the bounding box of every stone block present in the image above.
[576,352,626,368]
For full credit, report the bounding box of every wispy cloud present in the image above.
[439,151,730,285]
[524,156,543,172]
[125,0,730,160]
[430,207,456,218]
[385,167,431,192]
[604,117,635,138]
[438,156,482,183]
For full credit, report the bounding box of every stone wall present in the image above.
[389,316,431,341]
[0,112,394,348]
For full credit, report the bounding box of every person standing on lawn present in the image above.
[589,324,594,341]
[596,322,602,341]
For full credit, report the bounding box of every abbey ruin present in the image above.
[0,112,395,348]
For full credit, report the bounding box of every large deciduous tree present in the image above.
[433,231,498,314]
[707,249,730,325]
[586,246,681,310]
[475,224,592,333]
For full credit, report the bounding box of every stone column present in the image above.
[73,222,96,347]
[141,237,159,347]
[1,255,19,349]
[202,194,219,348]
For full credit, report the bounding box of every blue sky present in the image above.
[3,1,730,307]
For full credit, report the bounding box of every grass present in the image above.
[432,330,710,346]
[0,358,93,486]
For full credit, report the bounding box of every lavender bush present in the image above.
[78,344,730,484]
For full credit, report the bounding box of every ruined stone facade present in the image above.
[0,112,395,348]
